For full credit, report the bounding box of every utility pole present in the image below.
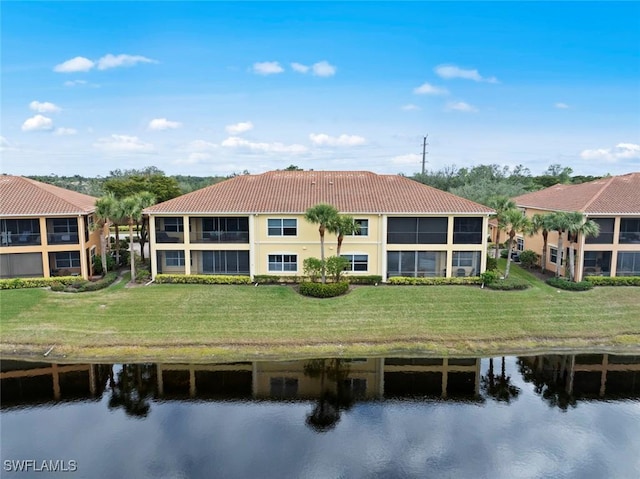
[421,134,429,175]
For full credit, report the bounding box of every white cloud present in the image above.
[64,79,88,87]
[555,102,570,109]
[580,143,640,162]
[148,118,182,130]
[29,101,61,113]
[187,140,218,151]
[445,101,478,113]
[291,62,310,73]
[21,115,54,131]
[221,136,307,154]
[252,61,284,75]
[401,104,421,111]
[413,83,448,95]
[225,121,254,135]
[54,127,78,136]
[309,133,366,146]
[174,152,214,166]
[391,153,422,165]
[435,64,498,83]
[96,54,158,70]
[312,61,336,77]
[93,135,155,153]
[54,56,95,73]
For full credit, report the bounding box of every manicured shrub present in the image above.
[519,250,539,269]
[387,276,482,286]
[299,281,349,298]
[500,249,509,259]
[480,270,500,284]
[303,257,324,283]
[546,277,593,291]
[136,269,151,283]
[485,277,530,290]
[253,275,302,284]
[92,254,116,274]
[0,276,77,290]
[326,256,350,282]
[346,275,383,285]
[155,274,252,285]
[486,257,498,271]
[584,276,640,286]
[50,281,64,292]
[61,272,119,293]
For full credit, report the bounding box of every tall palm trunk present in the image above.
[129,220,136,281]
[336,233,344,257]
[504,230,515,278]
[100,224,108,275]
[541,230,548,274]
[319,225,326,284]
[568,234,576,281]
[114,223,120,265]
[556,231,564,278]
[494,230,501,260]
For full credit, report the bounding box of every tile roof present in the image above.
[145,171,494,215]
[0,175,97,216]
[512,172,640,215]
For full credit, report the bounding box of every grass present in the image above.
[1,263,639,362]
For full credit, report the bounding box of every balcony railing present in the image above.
[1,232,41,246]
[190,231,249,244]
[48,233,79,245]
[155,231,184,243]
[619,233,640,244]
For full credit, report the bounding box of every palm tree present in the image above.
[487,196,517,260]
[503,209,531,279]
[94,193,118,275]
[331,215,360,257]
[564,212,600,281]
[119,192,156,281]
[530,213,555,274]
[548,212,571,278]
[304,203,339,283]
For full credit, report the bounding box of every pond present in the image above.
[2,353,639,478]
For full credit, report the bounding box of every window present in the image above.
[352,219,369,236]
[453,217,483,244]
[619,218,640,244]
[341,254,368,272]
[202,251,249,275]
[52,218,78,234]
[165,251,185,267]
[387,217,448,244]
[387,251,447,277]
[0,219,40,246]
[586,218,615,244]
[163,218,184,232]
[268,218,297,236]
[452,252,474,267]
[55,251,80,269]
[270,377,298,398]
[617,252,640,276]
[342,378,367,398]
[268,254,297,272]
[550,247,558,264]
[516,237,524,251]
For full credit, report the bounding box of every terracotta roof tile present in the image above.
[0,175,97,216]
[513,172,640,215]
[145,171,494,215]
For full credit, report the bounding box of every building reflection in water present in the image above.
[2,354,639,420]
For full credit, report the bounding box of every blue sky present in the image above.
[1,1,639,177]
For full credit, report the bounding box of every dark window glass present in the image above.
[453,217,482,244]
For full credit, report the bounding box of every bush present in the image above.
[299,281,349,298]
[155,274,252,285]
[326,256,350,283]
[253,275,302,284]
[486,257,498,271]
[480,270,500,284]
[303,257,324,282]
[50,281,65,292]
[546,277,593,291]
[584,276,640,286]
[519,250,539,269]
[346,275,383,285]
[485,277,530,290]
[92,254,116,275]
[0,276,78,290]
[60,272,119,293]
[500,249,509,259]
[387,276,482,286]
[136,269,151,283]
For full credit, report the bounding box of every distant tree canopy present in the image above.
[411,163,603,206]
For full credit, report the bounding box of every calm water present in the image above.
[1,354,640,479]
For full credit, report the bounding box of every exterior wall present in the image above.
[148,213,490,280]
[0,214,103,280]
[519,208,640,281]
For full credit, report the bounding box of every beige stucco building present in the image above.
[144,171,494,281]
[512,172,640,281]
[0,176,104,279]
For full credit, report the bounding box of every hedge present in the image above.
[387,276,482,286]
[155,274,252,285]
[584,276,640,287]
[485,277,530,290]
[299,281,349,298]
[0,276,78,290]
[346,275,383,285]
[252,275,302,284]
[546,277,593,291]
[55,272,120,293]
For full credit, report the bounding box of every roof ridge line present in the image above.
[581,176,616,213]
[21,176,96,210]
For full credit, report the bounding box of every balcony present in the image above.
[155,230,184,243]
[47,233,79,245]
[1,231,41,247]
[189,217,249,244]
[190,231,249,244]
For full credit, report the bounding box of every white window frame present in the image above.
[267,218,297,237]
[165,250,185,267]
[516,237,524,251]
[340,253,369,272]
[268,253,297,272]
[52,218,78,234]
[55,251,81,268]
[351,219,369,236]
[549,247,558,264]
[452,251,475,267]
[163,217,184,232]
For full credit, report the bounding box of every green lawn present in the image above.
[1,264,639,362]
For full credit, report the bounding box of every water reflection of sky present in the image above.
[2,357,640,479]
